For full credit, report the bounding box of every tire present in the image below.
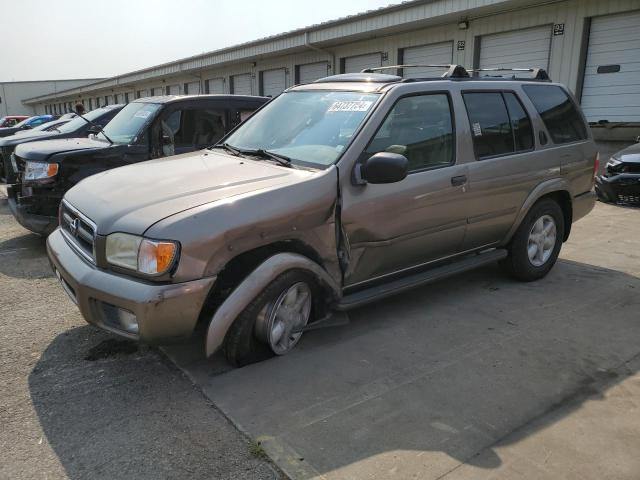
[500,198,565,282]
[223,270,315,367]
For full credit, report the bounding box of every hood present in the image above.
[0,126,21,138]
[64,150,318,235]
[0,129,64,147]
[14,137,110,162]
[613,142,640,164]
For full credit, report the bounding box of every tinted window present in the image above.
[365,94,454,172]
[504,93,534,151]
[523,85,587,144]
[464,93,513,158]
[168,108,227,147]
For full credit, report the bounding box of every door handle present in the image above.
[451,175,467,187]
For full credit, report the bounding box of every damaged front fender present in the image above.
[205,252,341,357]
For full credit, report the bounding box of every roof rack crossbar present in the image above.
[361,64,470,79]
[468,67,551,81]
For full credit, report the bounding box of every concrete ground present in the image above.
[0,185,282,479]
[164,201,640,480]
[2,178,639,480]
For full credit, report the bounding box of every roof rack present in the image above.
[468,68,551,81]
[361,64,470,78]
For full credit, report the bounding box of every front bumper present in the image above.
[47,228,216,344]
[7,185,57,236]
[595,173,640,204]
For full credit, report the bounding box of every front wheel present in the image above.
[500,199,565,282]
[223,271,314,367]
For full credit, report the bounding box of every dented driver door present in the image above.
[340,92,469,287]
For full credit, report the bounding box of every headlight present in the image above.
[105,232,179,275]
[24,161,59,181]
[606,157,622,169]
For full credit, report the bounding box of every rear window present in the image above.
[523,85,587,144]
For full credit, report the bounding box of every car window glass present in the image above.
[365,94,454,172]
[57,108,113,133]
[225,91,379,168]
[239,109,255,122]
[522,85,587,144]
[464,92,513,159]
[100,102,161,145]
[504,93,534,151]
[188,109,226,146]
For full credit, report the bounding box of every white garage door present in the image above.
[185,81,201,95]
[206,78,225,94]
[138,89,150,99]
[168,84,181,95]
[152,87,164,96]
[298,62,329,84]
[581,11,640,123]
[479,26,552,73]
[115,94,125,104]
[262,69,286,97]
[344,53,382,73]
[402,42,454,78]
[231,74,252,95]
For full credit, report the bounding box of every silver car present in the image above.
[47,65,598,366]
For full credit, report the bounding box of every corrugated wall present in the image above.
[31,0,640,117]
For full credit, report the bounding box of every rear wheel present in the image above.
[223,270,314,367]
[500,199,564,282]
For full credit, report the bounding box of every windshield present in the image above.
[224,90,380,167]
[33,120,66,131]
[56,108,112,133]
[97,102,162,145]
[13,117,36,128]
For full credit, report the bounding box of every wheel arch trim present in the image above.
[504,179,572,245]
[205,253,341,357]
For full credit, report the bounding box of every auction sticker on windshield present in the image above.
[134,110,153,119]
[328,101,373,112]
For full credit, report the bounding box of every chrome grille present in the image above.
[60,201,97,263]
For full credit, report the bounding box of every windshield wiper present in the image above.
[211,144,293,167]
[250,149,293,168]
[211,143,242,157]
[69,108,114,144]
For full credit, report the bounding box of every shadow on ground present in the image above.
[166,258,640,479]
[28,326,279,480]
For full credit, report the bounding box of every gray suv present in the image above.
[47,65,597,366]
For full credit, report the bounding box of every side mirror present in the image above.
[354,152,408,185]
[22,124,33,130]
[161,134,172,145]
[87,125,101,135]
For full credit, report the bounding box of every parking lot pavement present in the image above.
[0,187,282,480]
[164,201,640,480]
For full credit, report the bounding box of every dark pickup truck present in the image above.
[8,94,268,235]
[1,105,123,183]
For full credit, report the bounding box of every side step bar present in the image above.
[336,248,508,311]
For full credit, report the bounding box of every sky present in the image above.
[0,0,396,82]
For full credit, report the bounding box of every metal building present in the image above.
[21,0,640,139]
[0,79,103,117]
